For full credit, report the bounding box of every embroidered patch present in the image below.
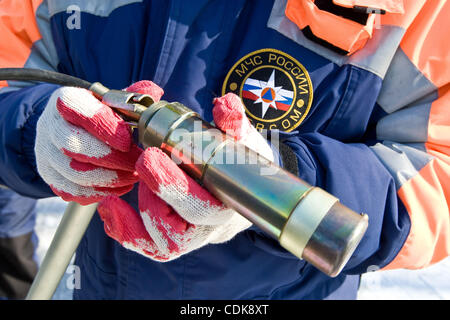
[222,48,313,132]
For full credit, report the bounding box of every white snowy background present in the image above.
[35,197,450,300]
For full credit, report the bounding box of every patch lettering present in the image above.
[222,48,313,132]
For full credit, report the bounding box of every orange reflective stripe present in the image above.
[399,0,450,88]
[333,0,404,13]
[384,157,450,270]
[285,0,376,54]
[0,0,43,88]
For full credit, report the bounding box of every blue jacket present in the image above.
[0,0,449,299]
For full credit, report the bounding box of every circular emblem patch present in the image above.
[222,48,313,132]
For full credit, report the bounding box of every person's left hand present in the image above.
[98,92,275,261]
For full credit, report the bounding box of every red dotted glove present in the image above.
[98,93,275,261]
[35,81,163,204]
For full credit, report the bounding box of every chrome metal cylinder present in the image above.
[138,101,368,277]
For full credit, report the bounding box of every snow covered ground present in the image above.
[34,197,450,300]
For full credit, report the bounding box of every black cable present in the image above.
[0,68,92,89]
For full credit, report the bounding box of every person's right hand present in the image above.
[34,82,163,204]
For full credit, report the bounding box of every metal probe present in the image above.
[89,82,369,277]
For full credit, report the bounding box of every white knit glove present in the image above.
[35,81,163,204]
[98,93,275,261]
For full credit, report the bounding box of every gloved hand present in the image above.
[35,81,163,204]
[98,93,275,261]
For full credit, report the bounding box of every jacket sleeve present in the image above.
[366,0,450,271]
[0,0,59,198]
[251,0,450,273]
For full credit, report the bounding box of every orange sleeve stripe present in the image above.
[384,157,450,270]
[0,0,44,88]
[399,0,450,87]
[384,88,450,271]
